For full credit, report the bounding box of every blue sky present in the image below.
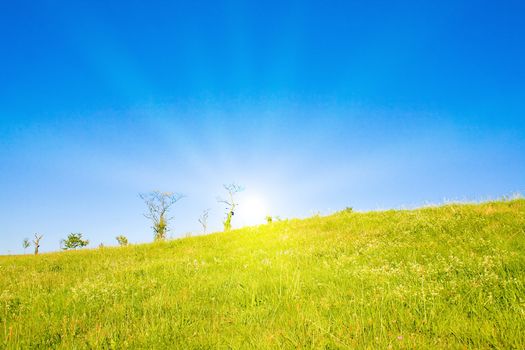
[1,1,524,254]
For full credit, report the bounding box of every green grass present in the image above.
[1,199,525,349]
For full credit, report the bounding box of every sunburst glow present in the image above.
[237,195,269,226]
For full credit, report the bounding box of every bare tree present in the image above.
[198,209,210,234]
[33,233,43,255]
[217,183,244,231]
[140,191,185,241]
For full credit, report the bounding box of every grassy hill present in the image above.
[1,199,524,349]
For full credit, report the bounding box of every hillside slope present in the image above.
[1,200,524,349]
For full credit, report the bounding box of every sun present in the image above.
[238,195,269,226]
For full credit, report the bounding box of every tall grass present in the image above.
[1,199,524,348]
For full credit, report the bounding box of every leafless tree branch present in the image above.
[139,191,185,240]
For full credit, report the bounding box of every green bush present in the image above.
[116,235,129,246]
[61,233,89,250]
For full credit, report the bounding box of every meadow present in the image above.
[1,199,524,349]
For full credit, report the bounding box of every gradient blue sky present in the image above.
[1,1,524,254]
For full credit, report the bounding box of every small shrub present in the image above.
[116,235,129,246]
[22,238,30,253]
